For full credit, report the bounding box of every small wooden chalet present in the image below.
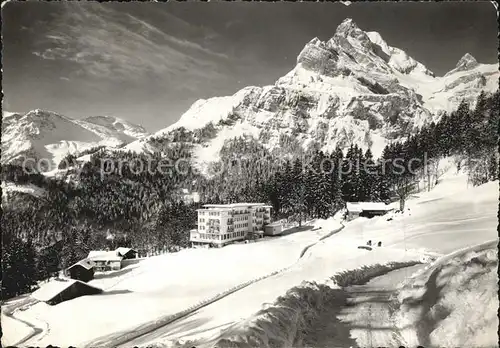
[115,247,138,260]
[66,259,95,282]
[346,202,394,221]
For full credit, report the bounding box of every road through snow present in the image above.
[1,296,43,347]
[334,264,424,347]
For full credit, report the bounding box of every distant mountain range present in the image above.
[1,110,148,169]
[2,18,498,173]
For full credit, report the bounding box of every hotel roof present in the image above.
[87,250,123,262]
[346,202,393,213]
[201,203,272,209]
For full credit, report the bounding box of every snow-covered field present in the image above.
[2,163,498,347]
[2,219,341,347]
[123,166,498,347]
[1,296,38,347]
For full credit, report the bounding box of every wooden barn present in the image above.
[346,202,394,221]
[115,247,138,260]
[32,279,102,305]
[66,259,95,282]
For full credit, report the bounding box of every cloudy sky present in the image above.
[2,1,497,131]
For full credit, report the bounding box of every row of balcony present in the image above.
[190,231,247,242]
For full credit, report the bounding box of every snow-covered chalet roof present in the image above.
[346,202,392,213]
[32,279,101,302]
[67,259,94,271]
[87,250,123,262]
[115,247,137,256]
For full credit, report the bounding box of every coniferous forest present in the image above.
[2,91,498,298]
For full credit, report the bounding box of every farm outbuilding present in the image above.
[115,247,138,260]
[264,222,284,236]
[32,279,102,305]
[346,202,394,221]
[66,259,95,282]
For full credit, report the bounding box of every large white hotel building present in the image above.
[189,203,272,247]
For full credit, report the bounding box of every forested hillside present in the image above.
[2,91,498,298]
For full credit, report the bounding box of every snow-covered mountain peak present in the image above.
[365,31,391,56]
[307,37,323,47]
[455,53,478,71]
[295,18,435,80]
[1,109,149,169]
[123,19,497,174]
[334,18,364,37]
[364,32,434,77]
[2,111,22,123]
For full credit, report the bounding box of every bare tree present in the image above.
[394,175,414,211]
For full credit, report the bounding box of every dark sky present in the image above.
[2,1,498,131]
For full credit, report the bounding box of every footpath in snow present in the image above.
[217,239,498,348]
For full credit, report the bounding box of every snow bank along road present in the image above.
[334,264,428,347]
[329,239,498,348]
[84,224,346,347]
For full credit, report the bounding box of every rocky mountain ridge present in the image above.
[3,19,497,174]
[125,18,498,172]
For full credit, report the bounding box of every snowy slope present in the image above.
[6,164,497,347]
[132,169,497,348]
[394,242,498,347]
[10,221,341,347]
[124,18,498,170]
[1,109,149,170]
[81,115,149,140]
